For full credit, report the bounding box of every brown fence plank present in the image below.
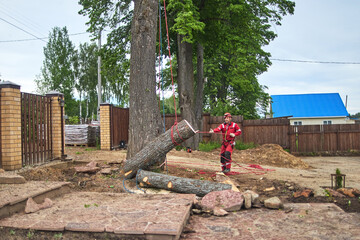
[21,93,53,166]
[110,106,129,149]
[106,109,359,153]
[290,124,360,153]
[242,118,290,148]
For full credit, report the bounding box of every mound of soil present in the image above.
[234,144,309,169]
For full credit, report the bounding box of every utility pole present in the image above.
[97,30,102,121]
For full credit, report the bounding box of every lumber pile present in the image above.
[65,124,99,146]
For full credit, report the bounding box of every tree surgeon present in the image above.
[210,113,241,173]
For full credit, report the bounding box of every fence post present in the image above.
[46,91,64,160]
[100,103,112,150]
[0,81,22,170]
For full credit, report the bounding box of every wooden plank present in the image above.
[39,96,43,162]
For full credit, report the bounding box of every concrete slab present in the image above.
[181,203,360,239]
[0,192,195,240]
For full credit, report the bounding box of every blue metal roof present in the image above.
[271,93,349,118]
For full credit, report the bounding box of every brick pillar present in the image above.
[46,92,65,159]
[100,103,111,150]
[0,81,22,170]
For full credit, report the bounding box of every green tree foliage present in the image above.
[78,0,295,121]
[158,95,179,115]
[77,42,98,120]
[201,0,295,119]
[162,0,294,119]
[350,112,360,119]
[35,26,78,116]
[78,0,131,106]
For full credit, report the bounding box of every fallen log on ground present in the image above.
[136,170,232,197]
[122,119,196,179]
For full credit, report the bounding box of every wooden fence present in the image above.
[21,93,53,165]
[107,108,360,154]
[289,124,360,153]
[110,106,129,148]
[241,118,290,148]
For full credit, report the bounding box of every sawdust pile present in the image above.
[234,144,309,169]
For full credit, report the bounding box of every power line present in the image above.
[0,2,47,37]
[270,58,360,65]
[0,17,47,43]
[0,8,46,38]
[0,32,89,43]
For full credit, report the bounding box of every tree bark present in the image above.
[195,43,204,144]
[137,170,232,197]
[177,34,199,150]
[122,119,196,179]
[128,0,163,159]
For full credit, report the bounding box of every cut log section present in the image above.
[136,170,232,197]
[122,119,197,179]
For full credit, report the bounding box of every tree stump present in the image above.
[121,119,196,179]
[136,170,232,197]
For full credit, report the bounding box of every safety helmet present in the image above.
[224,112,232,118]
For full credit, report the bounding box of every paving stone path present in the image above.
[0,192,195,240]
[181,203,360,239]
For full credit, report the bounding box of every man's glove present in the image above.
[230,133,235,137]
[209,128,214,133]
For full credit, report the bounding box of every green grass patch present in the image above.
[234,141,257,150]
[85,148,96,151]
[199,141,221,152]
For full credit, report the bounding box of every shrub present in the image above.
[335,168,343,189]
[68,116,79,125]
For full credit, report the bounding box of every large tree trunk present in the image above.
[137,170,232,197]
[128,0,163,159]
[177,34,199,150]
[122,119,196,179]
[195,43,204,144]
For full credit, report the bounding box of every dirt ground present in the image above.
[17,144,360,214]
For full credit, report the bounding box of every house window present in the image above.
[323,120,332,125]
[294,121,302,125]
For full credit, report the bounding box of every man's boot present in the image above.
[223,168,230,173]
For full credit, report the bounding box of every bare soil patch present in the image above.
[16,145,360,213]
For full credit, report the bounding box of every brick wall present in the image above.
[100,104,111,150]
[0,82,22,170]
[0,83,65,171]
[46,92,65,159]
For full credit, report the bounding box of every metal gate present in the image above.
[110,106,129,149]
[21,93,53,165]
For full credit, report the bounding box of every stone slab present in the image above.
[0,181,70,208]
[0,192,195,240]
[0,172,26,184]
[181,203,360,239]
[0,181,71,219]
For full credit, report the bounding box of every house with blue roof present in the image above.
[270,93,355,125]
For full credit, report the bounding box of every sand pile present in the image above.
[233,144,309,169]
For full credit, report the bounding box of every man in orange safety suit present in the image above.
[210,112,242,173]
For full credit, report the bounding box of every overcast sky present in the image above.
[1,0,359,114]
